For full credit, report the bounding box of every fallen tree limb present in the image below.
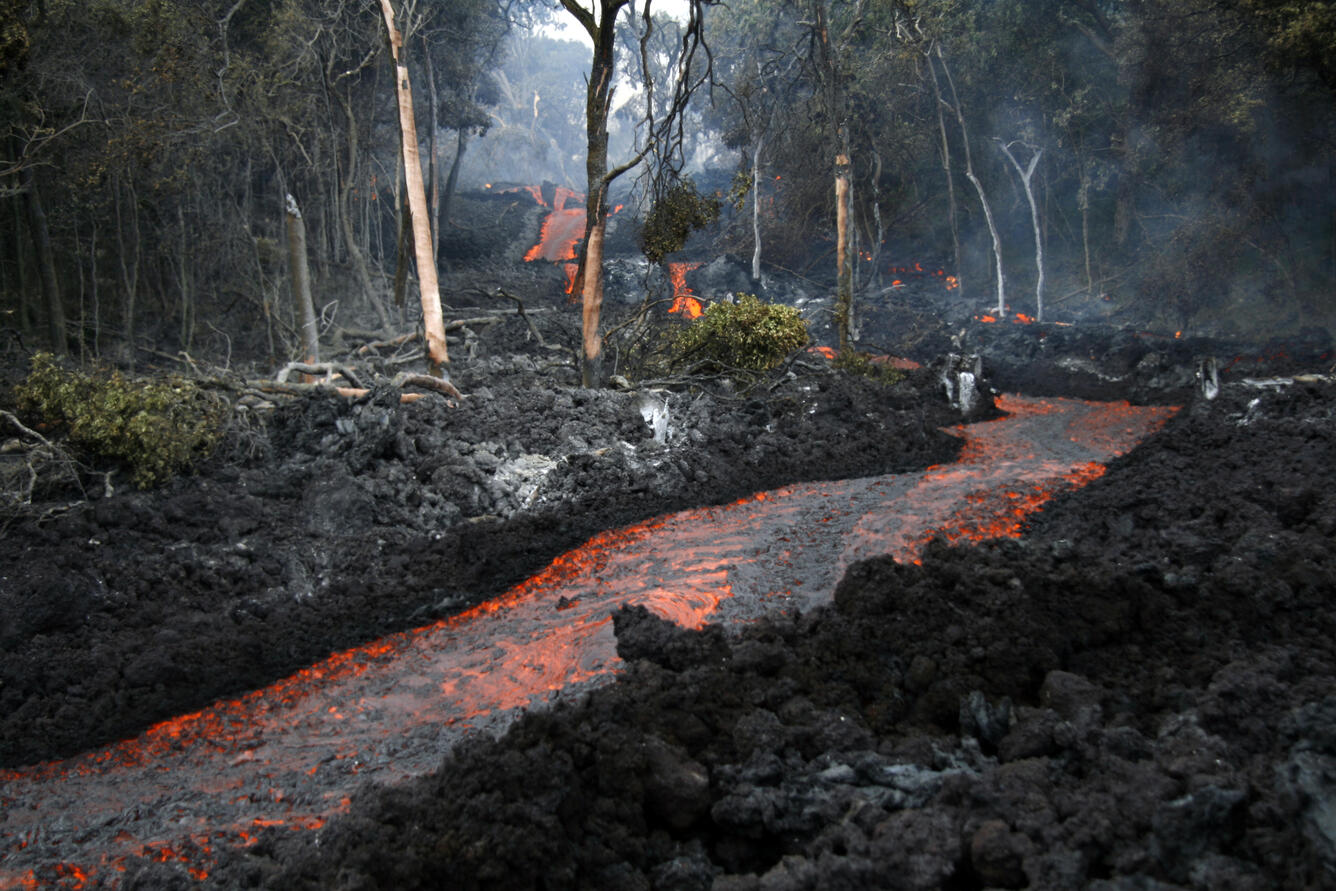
[391,372,464,400]
[274,361,366,388]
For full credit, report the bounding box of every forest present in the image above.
[4,4,1336,888]
[1,0,1333,374]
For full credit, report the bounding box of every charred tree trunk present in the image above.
[393,190,411,308]
[22,167,65,356]
[334,90,391,332]
[113,175,140,368]
[285,194,319,366]
[380,0,448,375]
[439,128,469,259]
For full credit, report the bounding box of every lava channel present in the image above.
[0,395,1177,888]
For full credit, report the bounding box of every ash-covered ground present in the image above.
[2,280,1335,890]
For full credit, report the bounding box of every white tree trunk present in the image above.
[997,140,1044,321]
[938,45,1004,316]
[751,141,764,282]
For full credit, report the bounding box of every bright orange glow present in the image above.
[520,186,587,265]
[810,346,837,360]
[668,261,704,318]
[977,314,997,323]
[1015,313,1035,325]
[0,396,1179,888]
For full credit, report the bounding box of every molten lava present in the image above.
[668,261,704,318]
[522,187,585,263]
[0,396,1177,888]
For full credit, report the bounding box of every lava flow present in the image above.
[521,186,585,264]
[668,261,704,317]
[0,396,1176,889]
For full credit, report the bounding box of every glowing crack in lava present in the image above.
[0,396,1177,888]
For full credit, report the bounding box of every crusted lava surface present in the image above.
[200,377,1336,891]
[2,304,1334,889]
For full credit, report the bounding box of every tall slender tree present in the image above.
[556,0,715,388]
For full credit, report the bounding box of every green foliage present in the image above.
[833,349,907,387]
[15,353,224,487]
[640,179,721,265]
[672,293,809,374]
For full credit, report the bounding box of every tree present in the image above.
[556,0,715,387]
[995,138,1043,320]
[380,0,449,375]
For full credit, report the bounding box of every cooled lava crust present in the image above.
[1,316,1333,888]
[206,378,1336,891]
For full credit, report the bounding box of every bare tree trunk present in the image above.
[393,190,411,308]
[997,140,1044,320]
[924,43,963,294]
[177,203,193,351]
[424,33,440,251]
[750,137,763,282]
[114,175,140,368]
[10,189,34,336]
[440,128,469,251]
[380,0,448,375]
[334,90,391,331]
[580,217,606,383]
[1080,173,1094,296]
[22,167,65,356]
[937,45,1004,316]
[286,193,319,366]
[564,0,625,389]
[834,148,854,351]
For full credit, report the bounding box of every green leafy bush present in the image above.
[15,353,225,487]
[672,293,809,373]
[640,179,721,265]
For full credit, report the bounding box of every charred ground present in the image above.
[2,288,1335,890]
[201,354,1336,891]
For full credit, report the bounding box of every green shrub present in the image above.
[672,293,809,373]
[15,353,225,487]
[640,179,721,265]
[833,348,908,386]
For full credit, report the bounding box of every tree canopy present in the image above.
[1,0,1333,367]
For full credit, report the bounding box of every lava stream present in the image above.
[0,396,1176,889]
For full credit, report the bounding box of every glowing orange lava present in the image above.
[668,261,704,318]
[0,396,1178,888]
[522,187,585,263]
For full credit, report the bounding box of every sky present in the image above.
[543,0,692,44]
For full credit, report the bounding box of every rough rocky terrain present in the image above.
[1,274,1334,889]
[197,366,1336,891]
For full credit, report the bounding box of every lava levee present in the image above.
[0,395,1177,889]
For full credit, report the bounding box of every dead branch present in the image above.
[274,360,366,388]
[391,372,464,400]
[490,287,548,346]
[356,331,418,356]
